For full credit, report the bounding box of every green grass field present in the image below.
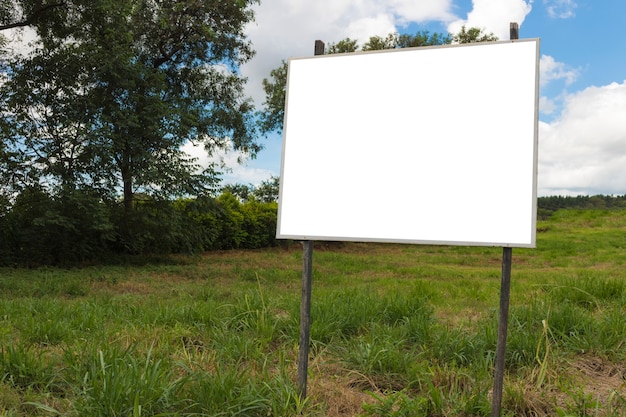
[1,209,625,416]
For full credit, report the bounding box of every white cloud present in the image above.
[447,0,533,41]
[544,0,577,19]
[220,165,275,186]
[539,96,556,115]
[538,55,580,118]
[344,14,397,43]
[388,0,456,24]
[540,54,579,86]
[538,80,626,195]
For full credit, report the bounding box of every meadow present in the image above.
[1,209,625,416]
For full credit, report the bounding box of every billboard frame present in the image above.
[277,38,540,248]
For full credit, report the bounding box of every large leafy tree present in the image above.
[1,0,260,210]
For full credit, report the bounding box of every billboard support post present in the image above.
[296,40,324,400]
[297,240,313,398]
[491,22,519,417]
[492,246,513,416]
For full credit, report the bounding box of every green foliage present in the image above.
[0,343,57,392]
[0,188,279,266]
[325,31,450,54]
[253,176,280,203]
[397,32,451,47]
[0,187,115,265]
[260,60,289,134]
[69,344,184,417]
[452,26,499,43]
[327,37,360,53]
[183,364,272,416]
[1,0,259,211]
[362,31,451,50]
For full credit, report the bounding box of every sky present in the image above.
[205,0,626,197]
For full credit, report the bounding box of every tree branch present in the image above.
[0,2,66,31]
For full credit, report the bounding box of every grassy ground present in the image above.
[0,209,625,416]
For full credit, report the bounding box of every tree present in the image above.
[253,175,280,203]
[1,41,96,193]
[221,175,279,203]
[327,37,359,54]
[452,26,498,43]
[260,60,288,135]
[222,183,254,202]
[1,0,260,210]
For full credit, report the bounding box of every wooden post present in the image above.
[314,39,325,56]
[491,22,518,417]
[491,247,513,416]
[510,22,519,42]
[297,39,324,400]
[297,240,313,398]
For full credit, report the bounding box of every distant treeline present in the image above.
[538,194,626,218]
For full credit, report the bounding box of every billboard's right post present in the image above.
[490,22,519,417]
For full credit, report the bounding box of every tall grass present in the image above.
[0,209,625,416]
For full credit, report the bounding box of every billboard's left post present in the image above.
[296,39,324,400]
[297,240,313,398]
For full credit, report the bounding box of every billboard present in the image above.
[277,39,540,247]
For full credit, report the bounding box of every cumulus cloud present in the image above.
[447,0,533,40]
[388,0,456,24]
[540,55,579,86]
[539,96,557,115]
[538,55,580,116]
[538,81,626,195]
[544,0,577,19]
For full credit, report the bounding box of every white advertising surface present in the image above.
[277,39,540,247]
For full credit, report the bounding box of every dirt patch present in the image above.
[570,356,626,396]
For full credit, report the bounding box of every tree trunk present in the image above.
[122,169,133,212]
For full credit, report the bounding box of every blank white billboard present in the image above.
[277,39,540,247]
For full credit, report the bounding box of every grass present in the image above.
[0,208,626,416]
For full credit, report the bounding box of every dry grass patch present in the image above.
[307,362,377,417]
[563,356,626,411]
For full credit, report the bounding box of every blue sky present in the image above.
[194,0,626,196]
